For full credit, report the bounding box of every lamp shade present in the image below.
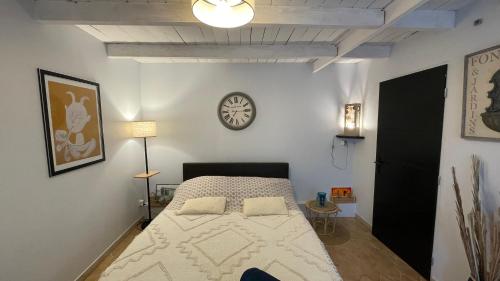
[131,121,157,138]
[192,0,255,28]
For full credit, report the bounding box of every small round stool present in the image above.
[305,200,341,235]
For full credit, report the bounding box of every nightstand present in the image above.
[150,197,171,218]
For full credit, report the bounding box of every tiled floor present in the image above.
[84,218,425,281]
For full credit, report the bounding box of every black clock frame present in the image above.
[217,92,256,130]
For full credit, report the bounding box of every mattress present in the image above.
[99,177,343,281]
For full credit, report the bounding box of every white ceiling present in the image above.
[77,0,470,44]
[27,0,475,66]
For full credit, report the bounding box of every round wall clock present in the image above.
[218,92,256,130]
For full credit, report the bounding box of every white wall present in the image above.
[4,0,496,280]
[0,1,145,281]
[350,1,500,280]
[140,63,355,202]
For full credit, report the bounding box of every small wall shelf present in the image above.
[331,196,357,204]
[134,170,160,179]
[336,135,365,140]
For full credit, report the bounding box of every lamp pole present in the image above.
[131,120,157,230]
[142,137,152,229]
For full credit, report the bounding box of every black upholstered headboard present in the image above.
[183,163,289,181]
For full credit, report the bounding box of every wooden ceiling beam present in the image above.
[393,10,455,29]
[25,1,384,28]
[344,44,392,58]
[106,43,339,59]
[312,0,432,73]
[105,43,391,61]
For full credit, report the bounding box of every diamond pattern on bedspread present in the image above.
[178,222,267,280]
[164,212,222,231]
[98,211,342,281]
[124,262,172,281]
[264,260,308,281]
[193,229,253,265]
[247,212,299,229]
[100,223,170,278]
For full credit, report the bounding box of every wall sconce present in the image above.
[337,103,364,140]
[345,103,361,136]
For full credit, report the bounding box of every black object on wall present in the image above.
[372,65,447,279]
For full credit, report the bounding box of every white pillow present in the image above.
[243,197,288,216]
[176,197,226,215]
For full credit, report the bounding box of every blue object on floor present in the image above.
[240,268,280,281]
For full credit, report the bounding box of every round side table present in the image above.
[305,200,341,235]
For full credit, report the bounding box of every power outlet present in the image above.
[138,199,145,207]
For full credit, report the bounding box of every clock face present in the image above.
[218,92,256,130]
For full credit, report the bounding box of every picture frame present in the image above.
[155,184,178,204]
[38,69,106,177]
[461,44,500,141]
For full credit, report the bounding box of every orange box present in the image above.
[331,187,352,198]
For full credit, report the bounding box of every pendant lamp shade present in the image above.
[192,0,255,28]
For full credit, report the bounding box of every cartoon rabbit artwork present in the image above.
[54,91,97,162]
[38,69,105,176]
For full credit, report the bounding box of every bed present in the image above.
[99,163,342,281]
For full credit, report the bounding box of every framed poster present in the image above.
[462,44,500,141]
[38,69,106,176]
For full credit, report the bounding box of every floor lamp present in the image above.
[131,121,157,229]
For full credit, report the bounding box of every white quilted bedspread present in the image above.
[99,210,342,281]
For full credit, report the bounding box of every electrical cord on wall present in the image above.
[331,135,349,170]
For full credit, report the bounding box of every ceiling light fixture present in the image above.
[192,0,255,28]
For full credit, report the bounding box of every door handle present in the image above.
[374,160,384,174]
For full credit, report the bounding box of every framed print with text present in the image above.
[462,45,500,141]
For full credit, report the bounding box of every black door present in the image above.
[372,65,447,279]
